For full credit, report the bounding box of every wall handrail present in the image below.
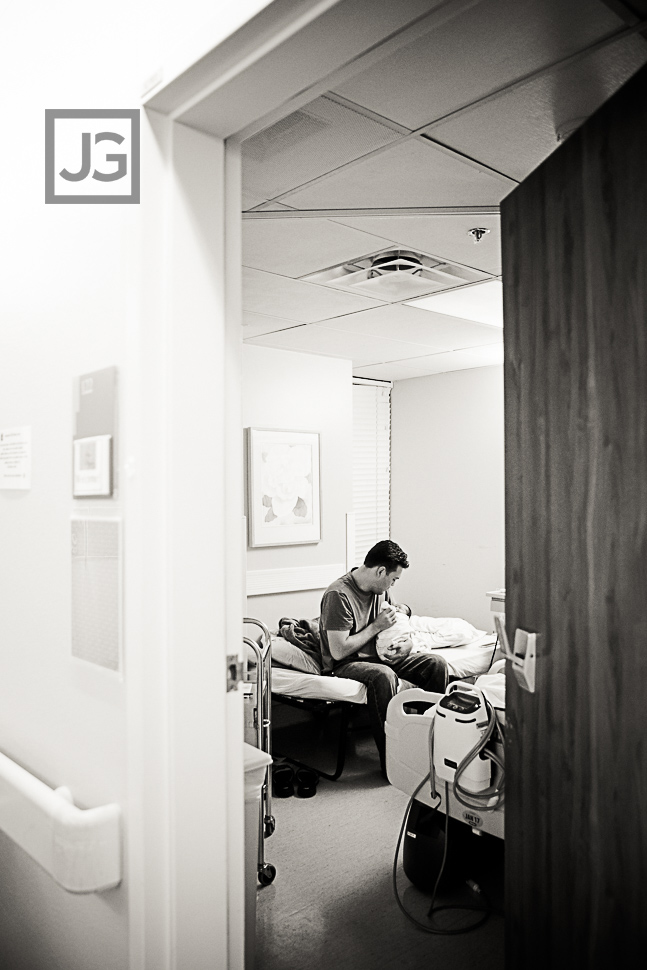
[0,751,121,893]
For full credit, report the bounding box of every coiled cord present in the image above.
[452,696,505,811]
[392,710,492,935]
[392,772,490,934]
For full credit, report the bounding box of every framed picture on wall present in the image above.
[246,428,321,547]
[73,434,112,497]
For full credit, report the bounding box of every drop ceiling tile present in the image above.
[324,303,502,351]
[354,343,504,381]
[242,94,404,201]
[332,214,501,275]
[242,218,392,277]
[242,190,267,211]
[332,0,626,130]
[242,311,307,338]
[429,35,647,181]
[281,138,513,210]
[242,267,385,322]
[407,280,503,328]
[244,323,440,366]
[251,201,296,211]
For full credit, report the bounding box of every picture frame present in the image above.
[73,434,112,497]
[246,428,321,547]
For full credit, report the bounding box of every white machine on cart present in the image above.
[386,680,504,840]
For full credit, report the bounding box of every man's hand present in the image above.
[383,637,413,662]
[373,604,397,632]
[327,604,398,662]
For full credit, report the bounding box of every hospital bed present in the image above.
[269,634,500,780]
[270,667,365,780]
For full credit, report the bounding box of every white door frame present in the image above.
[134,3,476,967]
[129,113,246,970]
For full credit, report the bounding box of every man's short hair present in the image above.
[363,540,409,572]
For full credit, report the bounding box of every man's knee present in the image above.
[350,661,399,694]
[425,657,448,692]
[370,664,399,693]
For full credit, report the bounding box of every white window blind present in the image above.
[352,382,391,567]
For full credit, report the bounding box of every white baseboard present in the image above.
[246,562,345,596]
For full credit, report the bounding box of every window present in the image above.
[352,380,391,567]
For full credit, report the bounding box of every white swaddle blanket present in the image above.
[474,659,506,709]
[376,603,486,654]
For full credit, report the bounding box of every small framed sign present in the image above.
[0,426,31,490]
[73,434,112,497]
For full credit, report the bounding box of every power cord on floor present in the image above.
[392,777,490,935]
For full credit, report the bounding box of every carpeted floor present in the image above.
[255,703,504,970]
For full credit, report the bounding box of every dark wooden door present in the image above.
[501,64,647,966]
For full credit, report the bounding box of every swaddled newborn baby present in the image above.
[376,602,485,662]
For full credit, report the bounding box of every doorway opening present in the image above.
[143,1,646,965]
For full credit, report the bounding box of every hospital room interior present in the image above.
[2,2,646,968]
[235,2,643,959]
[237,52,508,963]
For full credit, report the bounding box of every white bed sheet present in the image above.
[270,636,498,704]
[271,667,367,703]
[428,635,499,678]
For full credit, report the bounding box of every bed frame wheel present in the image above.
[264,815,276,838]
[258,863,276,886]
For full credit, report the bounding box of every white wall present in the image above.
[390,365,504,633]
[243,345,353,629]
[0,6,140,967]
[0,3,274,968]
[141,0,276,88]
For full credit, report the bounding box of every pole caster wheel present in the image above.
[264,815,276,838]
[258,863,276,886]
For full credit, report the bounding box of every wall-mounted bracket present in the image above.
[227,654,244,692]
[494,615,537,693]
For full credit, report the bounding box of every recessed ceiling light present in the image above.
[406,280,503,328]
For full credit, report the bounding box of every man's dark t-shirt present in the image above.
[319,569,390,673]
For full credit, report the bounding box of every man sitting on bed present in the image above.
[319,540,448,777]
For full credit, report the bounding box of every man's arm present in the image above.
[328,606,397,662]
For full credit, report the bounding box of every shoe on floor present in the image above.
[272,764,295,798]
[295,767,319,798]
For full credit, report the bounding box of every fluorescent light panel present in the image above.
[406,279,503,327]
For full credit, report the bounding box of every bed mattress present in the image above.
[270,636,498,704]
[271,667,368,703]
[435,634,498,677]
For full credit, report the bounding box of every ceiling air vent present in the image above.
[302,248,488,302]
[244,109,332,164]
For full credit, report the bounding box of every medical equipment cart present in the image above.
[243,617,276,886]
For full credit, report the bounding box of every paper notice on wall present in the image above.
[0,426,31,489]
